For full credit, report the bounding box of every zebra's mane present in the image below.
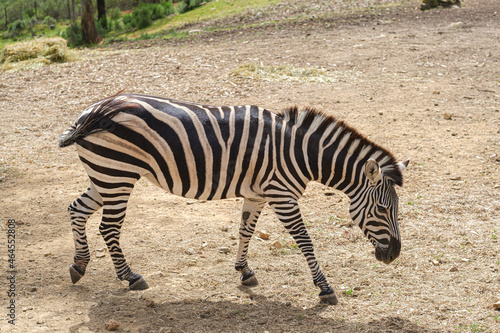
[278,106,404,186]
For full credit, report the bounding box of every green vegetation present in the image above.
[0,0,282,51]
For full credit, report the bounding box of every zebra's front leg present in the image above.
[100,194,149,290]
[269,199,338,305]
[235,198,266,286]
[69,183,103,284]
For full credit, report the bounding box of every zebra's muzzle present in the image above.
[375,236,401,264]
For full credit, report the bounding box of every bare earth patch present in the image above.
[0,0,499,332]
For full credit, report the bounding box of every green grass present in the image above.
[125,0,282,39]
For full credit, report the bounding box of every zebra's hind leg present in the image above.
[99,189,149,290]
[268,198,338,305]
[69,182,103,284]
[235,198,266,286]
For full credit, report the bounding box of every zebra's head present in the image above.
[350,158,409,264]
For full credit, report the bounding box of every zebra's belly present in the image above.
[142,171,263,201]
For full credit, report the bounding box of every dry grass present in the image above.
[0,37,77,71]
[230,63,360,83]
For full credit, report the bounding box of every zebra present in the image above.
[59,92,409,305]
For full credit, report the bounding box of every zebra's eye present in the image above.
[377,204,388,212]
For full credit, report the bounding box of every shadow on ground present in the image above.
[68,286,431,333]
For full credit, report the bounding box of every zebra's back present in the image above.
[66,94,278,201]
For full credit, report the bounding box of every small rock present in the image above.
[96,248,106,258]
[221,226,230,232]
[43,252,52,257]
[353,286,361,291]
[444,113,453,120]
[271,240,283,249]
[378,111,384,116]
[449,266,458,272]
[219,247,230,254]
[324,191,335,196]
[448,21,464,29]
[186,200,196,205]
[145,300,156,308]
[30,287,37,292]
[258,231,270,240]
[494,301,500,309]
[433,91,440,95]
[431,260,440,266]
[449,176,462,181]
[185,248,196,255]
[105,319,120,331]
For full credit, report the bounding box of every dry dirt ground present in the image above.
[1,0,499,332]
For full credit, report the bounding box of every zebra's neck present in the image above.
[280,107,401,197]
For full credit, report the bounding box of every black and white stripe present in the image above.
[60,93,408,304]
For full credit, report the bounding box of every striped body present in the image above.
[60,93,408,304]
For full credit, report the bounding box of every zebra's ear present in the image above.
[397,159,410,172]
[365,159,381,184]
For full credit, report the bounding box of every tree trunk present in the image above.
[97,0,107,30]
[67,0,71,21]
[71,0,76,22]
[81,0,103,45]
[3,6,7,30]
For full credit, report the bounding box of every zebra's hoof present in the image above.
[319,289,338,305]
[69,264,84,284]
[129,275,149,290]
[241,272,258,286]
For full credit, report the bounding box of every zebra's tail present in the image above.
[58,92,127,148]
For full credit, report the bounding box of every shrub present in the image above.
[42,16,57,27]
[151,4,166,20]
[108,7,122,20]
[96,17,109,36]
[64,21,83,47]
[123,13,136,28]
[160,1,175,16]
[133,4,153,29]
[8,20,26,33]
[177,1,189,13]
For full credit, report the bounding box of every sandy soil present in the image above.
[0,0,499,332]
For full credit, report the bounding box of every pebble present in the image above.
[221,226,230,232]
[258,231,270,240]
[30,287,37,292]
[271,240,283,249]
[494,301,500,309]
[145,300,156,308]
[43,252,52,257]
[185,248,196,255]
[444,113,453,120]
[96,248,106,258]
[448,22,464,29]
[105,319,120,331]
[219,247,230,254]
[449,266,458,272]
[431,260,440,266]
